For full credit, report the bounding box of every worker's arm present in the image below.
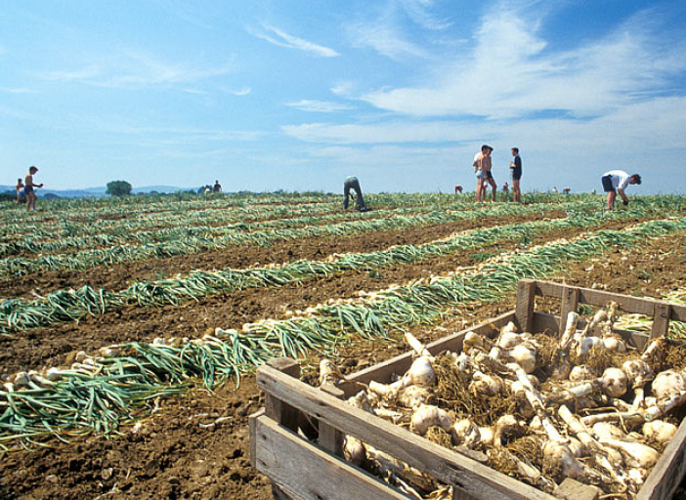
[618,189,629,204]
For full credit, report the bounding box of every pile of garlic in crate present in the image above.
[319,304,686,500]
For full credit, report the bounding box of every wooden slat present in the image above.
[558,285,579,336]
[532,312,652,350]
[532,280,686,321]
[651,302,672,339]
[452,487,479,500]
[257,364,554,500]
[515,280,536,333]
[319,383,345,455]
[253,415,410,500]
[249,408,265,468]
[340,311,514,395]
[264,358,301,430]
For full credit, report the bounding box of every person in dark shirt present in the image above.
[510,148,522,203]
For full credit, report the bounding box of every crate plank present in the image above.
[651,302,672,340]
[340,311,514,393]
[558,285,579,337]
[253,415,410,500]
[515,280,536,333]
[257,364,554,500]
[533,280,686,321]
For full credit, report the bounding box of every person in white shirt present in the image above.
[601,170,641,210]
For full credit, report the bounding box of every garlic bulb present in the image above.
[592,422,627,441]
[508,344,537,374]
[577,336,626,357]
[599,439,660,469]
[343,436,367,466]
[493,415,526,446]
[451,419,481,449]
[643,420,677,448]
[469,371,502,397]
[622,359,654,388]
[600,367,628,398]
[397,385,433,409]
[651,369,686,402]
[368,356,436,399]
[410,404,453,436]
[569,365,595,382]
[542,441,586,482]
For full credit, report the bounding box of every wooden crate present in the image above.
[250,279,686,500]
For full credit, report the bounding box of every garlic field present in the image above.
[1,192,686,500]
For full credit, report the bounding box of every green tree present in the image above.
[106,180,132,197]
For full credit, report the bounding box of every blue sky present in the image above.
[1,0,685,195]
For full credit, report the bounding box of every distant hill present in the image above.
[0,185,192,198]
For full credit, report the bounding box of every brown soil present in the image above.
[1,210,685,500]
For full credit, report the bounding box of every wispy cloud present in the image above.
[398,0,452,30]
[227,87,252,96]
[286,99,353,113]
[0,87,36,94]
[346,21,429,60]
[38,50,234,90]
[359,7,686,119]
[282,120,475,144]
[249,23,339,57]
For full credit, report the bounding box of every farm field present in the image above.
[2,191,686,500]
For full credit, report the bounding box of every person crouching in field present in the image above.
[343,176,369,212]
[601,170,641,210]
[24,165,43,212]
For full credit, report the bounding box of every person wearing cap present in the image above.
[24,165,43,211]
[473,145,495,202]
[601,170,641,211]
[343,176,369,212]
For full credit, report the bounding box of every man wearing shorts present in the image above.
[601,170,641,210]
[473,145,495,202]
[510,147,522,203]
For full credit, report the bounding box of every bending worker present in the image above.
[601,170,641,211]
[343,176,369,212]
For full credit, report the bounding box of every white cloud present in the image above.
[39,50,234,89]
[346,21,429,60]
[283,120,483,144]
[0,87,36,94]
[359,7,686,119]
[249,23,339,57]
[286,100,353,113]
[227,87,252,96]
[399,0,452,30]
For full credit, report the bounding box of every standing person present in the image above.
[473,145,494,202]
[15,178,25,203]
[213,179,222,193]
[510,147,522,203]
[601,170,641,210]
[473,145,496,202]
[24,166,43,211]
[343,176,369,212]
